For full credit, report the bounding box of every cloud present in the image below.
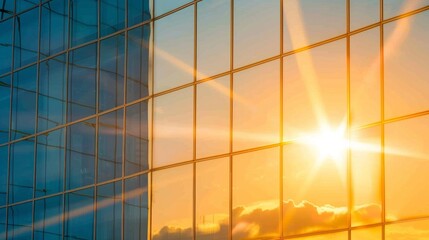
[152,199,382,239]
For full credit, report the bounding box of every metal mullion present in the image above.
[121,0,128,238]
[192,2,197,240]
[149,0,155,238]
[229,1,234,240]
[380,0,386,239]
[279,0,284,238]
[346,0,352,239]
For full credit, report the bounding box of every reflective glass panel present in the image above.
[350,0,379,30]
[154,0,191,17]
[385,115,429,220]
[154,6,193,93]
[0,207,5,239]
[233,148,280,240]
[196,158,229,240]
[70,0,98,47]
[351,127,382,226]
[128,0,151,26]
[152,165,193,239]
[96,181,122,240]
[65,188,94,240]
[293,231,348,240]
[350,28,380,127]
[8,202,32,240]
[283,142,347,236]
[153,87,193,167]
[35,128,65,197]
[384,11,429,119]
[0,0,13,20]
[14,7,39,68]
[386,219,429,239]
[98,110,123,182]
[9,138,34,204]
[0,18,13,75]
[34,195,63,240]
[384,0,429,19]
[197,0,230,79]
[351,227,382,240]
[233,61,280,151]
[0,147,7,206]
[127,24,151,102]
[0,75,11,144]
[38,54,67,132]
[66,119,96,190]
[283,40,346,141]
[99,34,125,112]
[11,65,37,140]
[283,0,346,52]
[15,0,38,13]
[68,43,97,122]
[124,174,149,240]
[196,76,230,158]
[40,0,69,59]
[234,0,279,68]
[100,0,125,37]
[125,101,149,175]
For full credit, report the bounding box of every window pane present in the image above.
[0,18,13,75]
[196,76,229,158]
[153,87,193,167]
[197,0,230,79]
[8,202,33,240]
[351,227,382,240]
[38,54,67,132]
[154,0,191,17]
[196,158,229,240]
[234,0,279,68]
[124,174,149,240]
[70,0,98,47]
[99,34,125,112]
[0,147,7,206]
[351,126,382,226]
[125,101,149,175]
[351,0,379,30]
[293,231,348,240]
[68,43,97,122]
[11,65,37,140]
[100,0,125,37]
[283,0,346,52]
[385,115,429,220]
[127,24,151,102]
[0,75,11,144]
[34,195,63,240]
[384,11,429,119]
[350,28,380,127]
[128,0,151,26]
[66,119,96,190]
[386,219,429,239]
[0,0,13,20]
[283,142,347,236]
[152,165,193,239]
[233,61,280,151]
[96,181,122,240]
[233,148,280,240]
[14,7,39,68]
[36,128,65,197]
[384,0,429,19]
[65,188,94,240]
[9,138,34,204]
[154,6,193,93]
[15,0,39,13]
[0,207,5,239]
[40,0,69,59]
[98,110,123,182]
[283,40,346,141]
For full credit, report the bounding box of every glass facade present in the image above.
[0,0,429,239]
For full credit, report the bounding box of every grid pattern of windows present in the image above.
[1,0,429,239]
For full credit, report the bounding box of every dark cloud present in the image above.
[152,200,381,240]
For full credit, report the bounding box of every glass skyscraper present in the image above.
[1,0,429,239]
